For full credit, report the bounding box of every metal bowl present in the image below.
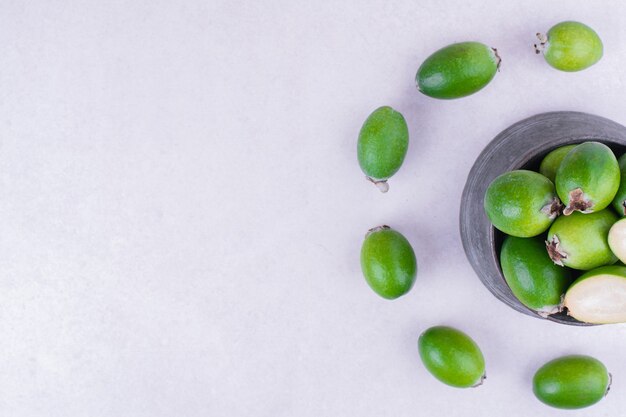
[460,111,626,325]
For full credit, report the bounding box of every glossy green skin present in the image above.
[569,265,626,288]
[539,145,577,182]
[533,355,609,409]
[547,210,618,270]
[500,236,572,311]
[418,326,485,388]
[555,142,619,214]
[611,154,626,216]
[416,42,498,99]
[484,170,558,237]
[360,227,416,299]
[543,21,603,72]
[357,106,409,181]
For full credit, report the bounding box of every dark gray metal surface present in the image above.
[460,111,626,325]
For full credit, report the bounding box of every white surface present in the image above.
[2,1,626,416]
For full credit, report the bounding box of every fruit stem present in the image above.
[366,225,390,237]
[492,47,502,71]
[606,373,612,396]
[536,304,562,318]
[541,197,563,219]
[366,176,389,193]
[472,373,486,388]
[563,188,593,215]
[546,235,567,267]
[534,33,548,54]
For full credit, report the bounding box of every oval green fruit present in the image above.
[536,21,603,72]
[500,236,572,315]
[357,106,409,192]
[608,218,626,263]
[564,265,626,323]
[533,355,610,409]
[611,154,626,216]
[484,170,561,237]
[360,226,416,299]
[416,42,500,99]
[546,209,617,270]
[539,144,577,182]
[555,142,619,215]
[418,326,485,388]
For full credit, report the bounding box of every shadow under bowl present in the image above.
[460,111,626,326]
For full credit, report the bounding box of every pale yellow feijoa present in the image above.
[564,265,626,324]
[608,218,626,263]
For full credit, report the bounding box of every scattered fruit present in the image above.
[418,326,485,388]
[360,226,417,299]
[564,265,626,323]
[611,154,626,216]
[535,21,603,72]
[357,106,409,192]
[500,236,572,315]
[539,144,577,182]
[555,142,619,215]
[353,22,620,395]
[484,170,561,237]
[416,42,500,99]
[546,209,617,270]
[533,355,610,409]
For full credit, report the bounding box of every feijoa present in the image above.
[500,236,572,315]
[555,142,619,215]
[546,209,617,270]
[611,154,626,216]
[416,42,500,99]
[357,106,409,192]
[484,170,561,237]
[418,326,485,388]
[360,226,416,299]
[539,144,577,182]
[608,218,626,264]
[564,265,626,323]
[533,355,610,409]
[536,21,603,72]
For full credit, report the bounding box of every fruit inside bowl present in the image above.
[461,111,626,325]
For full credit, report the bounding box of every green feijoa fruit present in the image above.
[555,142,619,215]
[546,209,618,270]
[500,236,572,315]
[360,226,416,299]
[564,265,626,323]
[539,144,577,183]
[535,21,603,72]
[357,106,409,192]
[609,218,626,264]
[416,42,500,100]
[533,355,610,409]
[611,154,626,216]
[418,326,485,388]
[484,170,561,238]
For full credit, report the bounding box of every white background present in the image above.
[1,1,626,416]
